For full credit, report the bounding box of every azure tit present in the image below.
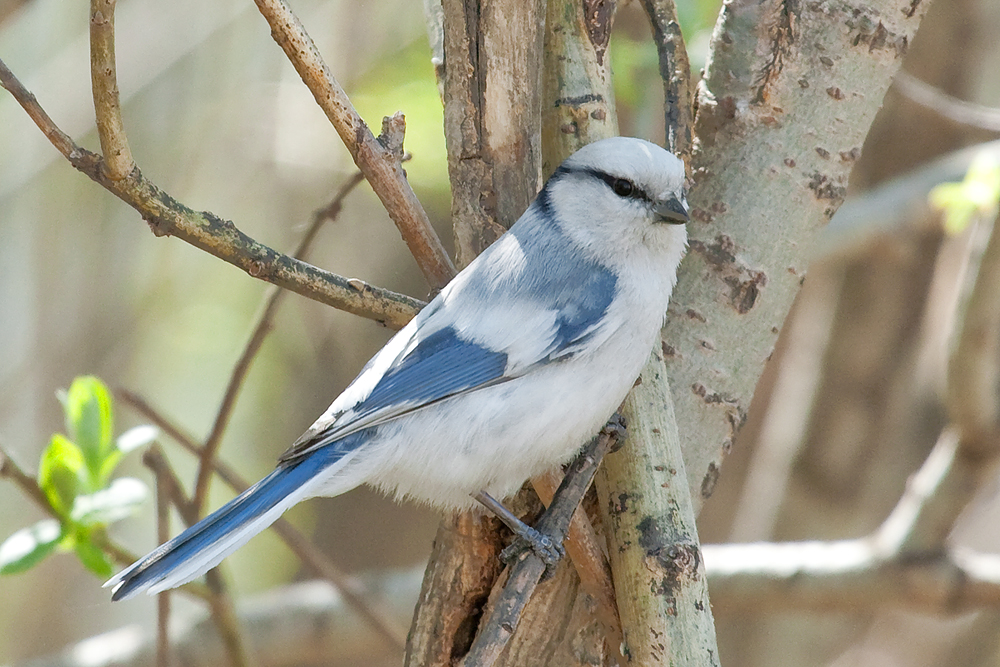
[106,136,689,600]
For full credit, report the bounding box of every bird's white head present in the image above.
[542,137,689,275]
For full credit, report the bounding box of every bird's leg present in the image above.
[472,413,628,573]
[473,490,566,567]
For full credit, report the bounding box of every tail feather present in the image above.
[106,445,356,600]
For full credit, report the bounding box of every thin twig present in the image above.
[118,390,408,650]
[143,446,199,525]
[947,208,1000,448]
[0,446,54,516]
[641,0,694,162]
[0,443,210,599]
[145,447,248,667]
[193,170,367,513]
[89,0,134,179]
[153,446,173,667]
[871,210,1000,555]
[145,449,250,667]
[529,472,621,647]
[251,0,457,290]
[462,427,620,666]
[704,540,1000,613]
[205,569,252,667]
[894,70,1000,133]
[0,58,423,329]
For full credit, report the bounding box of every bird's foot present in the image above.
[500,524,566,573]
[602,412,628,452]
[473,490,566,576]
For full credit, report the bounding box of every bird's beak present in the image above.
[654,196,689,225]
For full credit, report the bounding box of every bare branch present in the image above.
[192,171,367,515]
[251,0,457,290]
[118,391,408,650]
[530,471,621,649]
[597,352,719,665]
[894,70,1000,133]
[15,579,418,667]
[947,208,1000,450]
[152,447,173,667]
[669,0,930,513]
[89,0,134,179]
[867,207,1000,556]
[143,446,199,526]
[0,58,423,329]
[640,0,694,162]
[462,427,618,666]
[0,446,55,517]
[705,540,1000,614]
[203,569,251,667]
[540,0,619,176]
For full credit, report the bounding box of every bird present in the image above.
[105,136,689,601]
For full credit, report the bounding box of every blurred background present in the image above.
[1,0,999,665]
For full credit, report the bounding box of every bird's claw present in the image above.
[602,412,628,452]
[501,524,566,578]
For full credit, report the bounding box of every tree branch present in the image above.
[0,58,423,329]
[894,70,1000,133]
[640,0,694,162]
[118,391,408,650]
[192,171,366,515]
[13,578,419,667]
[597,352,719,665]
[462,427,619,666]
[705,540,1000,614]
[250,0,457,290]
[89,0,134,180]
[529,471,621,648]
[668,0,931,513]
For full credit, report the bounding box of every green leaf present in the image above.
[930,152,1000,235]
[38,434,86,517]
[0,520,63,575]
[74,537,113,578]
[65,376,114,489]
[71,478,148,526]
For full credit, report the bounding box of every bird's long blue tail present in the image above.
[106,445,353,601]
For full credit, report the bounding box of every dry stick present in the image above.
[251,0,457,291]
[894,70,1000,133]
[192,170,366,514]
[89,0,134,180]
[143,447,200,526]
[144,446,249,667]
[461,427,621,666]
[119,391,408,649]
[641,0,694,163]
[879,208,1000,556]
[529,471,622,648]
[203,569,252,667]
[152,446,173,667]
[0,446,55,516]
[704,538,1000,613]
[0,58,422,329]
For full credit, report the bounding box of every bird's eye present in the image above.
[612,178,635,198]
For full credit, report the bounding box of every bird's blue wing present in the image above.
[360,324,509,415]
[279,311,510,461]
[281,199,619,462]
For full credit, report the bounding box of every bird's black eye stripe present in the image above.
[588,169,649,202]
[550,166,651,202]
